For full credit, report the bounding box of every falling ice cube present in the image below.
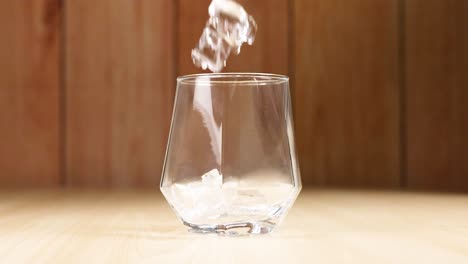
[192,0,257,72]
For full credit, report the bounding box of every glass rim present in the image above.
[177,72,289,85]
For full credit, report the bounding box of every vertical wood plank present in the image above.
[294,0,400,187]
[66,1,175,187]
[406,0,468,191]
[178,0,289,75]
[0,0,61,186]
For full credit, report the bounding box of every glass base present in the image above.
[183,219,276,236]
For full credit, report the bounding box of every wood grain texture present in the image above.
[1,189,468,263]
[294,0,400,187]
[0,0,60,186]
[406,0,468,191]
[178,0,289,75]
[65,1,175,187]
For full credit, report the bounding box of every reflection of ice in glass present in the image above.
[192,0,257,72]
[193,78,222,165]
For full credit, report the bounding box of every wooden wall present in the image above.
[294,0,400,188]
[406,0,468,191]
[0,0,60,186]
[65,0,174,187]
[0,0,466,191]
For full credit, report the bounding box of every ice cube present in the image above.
[201,168,223,187]
[191,22,231,72]
[191,0,257,72]
[209,0,248,22]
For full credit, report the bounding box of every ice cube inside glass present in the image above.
[161,73,301,235]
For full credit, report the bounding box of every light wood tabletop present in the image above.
[1,189,467,263]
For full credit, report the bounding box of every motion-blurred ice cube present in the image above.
[192,0,257,72]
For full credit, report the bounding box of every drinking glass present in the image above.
[161,73,301,235]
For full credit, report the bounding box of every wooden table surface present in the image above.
[1,189,467,263]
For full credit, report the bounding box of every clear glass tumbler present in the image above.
[161,73,301,235]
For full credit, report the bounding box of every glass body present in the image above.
[161,73,301,235]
